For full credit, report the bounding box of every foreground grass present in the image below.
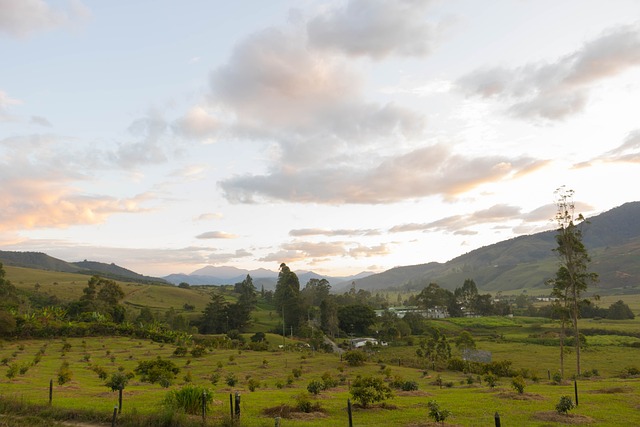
[0,333,639,426]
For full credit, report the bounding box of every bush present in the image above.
[106,372,131,391]
[225,373,237,386]
[57,361,72,385]
[134,358,180,388]
[344,350,367,367]
[428,400,451,423]
[555,395,575,414]
[307,379,324,395]
[247,378,260,392]
[511,375,525,394]
[484,372,497,388]
[164,385,213,415]
[350,376,392,408]
[173,346,188,357]
[552,371,563,384]
[321,372,338,389]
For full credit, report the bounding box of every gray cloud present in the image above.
[207,249,252,264]
[458,24,640,121]
[0,0,90,38]
[289,228,380,237]
[220,145,544,204]
[196,231,238,239]
[390,204,522,235]
[30,115,52,127]
[307,0,440,59]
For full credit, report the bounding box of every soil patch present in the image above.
[497,391,545,400]
[587,386,632,394]
[533,411,594,424]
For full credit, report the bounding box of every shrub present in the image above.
[428,400,451,423]
[57,362,72,385]
[390,376,419,391]
[552,372,563,384]
[511,375,525,394]
[292,368,302,378]
[344,351,366,367]
[173,346,188,357]
[106,372,131,391]
[164,385,213,415]
[307,379,325,395]
[321,372,338,389]
[190,345,206,358]
[350,376,392,408]
[247,378,260,392]
[484,373,497,388]
[555,395,575,414]
[225,373,237,386]
[134,358,180,388]
[6,364,19,379]
[209,373,220,385]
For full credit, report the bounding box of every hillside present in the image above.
[0,251,167,285]
[342,201,640,295]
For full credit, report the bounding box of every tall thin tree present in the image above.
[550,187,598,377]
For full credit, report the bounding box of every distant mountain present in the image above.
[0,251,167,285]
[163,267,374,290]
[337,201,640,295]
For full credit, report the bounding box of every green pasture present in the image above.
[1,331,639,426]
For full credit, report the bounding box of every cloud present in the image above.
[599,130,640,163]
[390,204,522,234]
[219,144,545,204]
[30,115,52,127]
[0,0,90,38]
[289,228,380,237]
[260,240,390,263]
[0,133,150,231]
[458,24,640,121]
[196,231,238,239]
[173,106,218,140]
[0,90,21,121]
[207,249,252,264]
[195,212,224,221]
[210,26,426,168]
[307,0,441,59]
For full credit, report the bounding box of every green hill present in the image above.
[347,201,640,295]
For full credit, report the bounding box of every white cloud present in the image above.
[196,231,238,239]
[0,0,90,38]
[458,24,640,121]
[307,0,440,59]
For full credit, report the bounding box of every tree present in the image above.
[200,292,229,334]
[607,300,635,320]
[455,279,479,315]
[349,376,392,408]
[337,304,376,335]
[96,279,125,306]
[229,275,257,331]
[320,298,339,337]
[549,187,598,377]
[274,263,302,332]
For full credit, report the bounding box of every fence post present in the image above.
[202,389,207,423]
[547,369,551,381]
[235,391,241,421]
[347,398,353,427]
[49,379,53,405]
[111,406,118,427]
[229,393,233,421]
[494,412,501,427]
[118,386,123,414]
[574,379,579,406]
[275,416,281,427]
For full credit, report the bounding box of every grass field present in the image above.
[1,324,639,426]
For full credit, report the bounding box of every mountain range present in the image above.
[1,201,638,295]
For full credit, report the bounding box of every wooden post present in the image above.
[347,398,353,427]
[574,379,579,406]
[229,394,233,421]
[494,412,501,427]
[275,416,281,427]
[118,386,123,414]
[234,391,241,421]
[548,369,551,380]
[202,389,207,423]
[49,379,53,405]
[111,406,118,427]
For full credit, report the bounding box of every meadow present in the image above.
[1,315,639,426]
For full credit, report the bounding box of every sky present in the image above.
[1,0,640,278]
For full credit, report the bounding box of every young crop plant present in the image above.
[555,395,575,414]
[349,375,393,408]
[428,400,452,424]
[511,375,526,394]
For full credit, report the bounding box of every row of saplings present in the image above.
[4,343,594,423]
